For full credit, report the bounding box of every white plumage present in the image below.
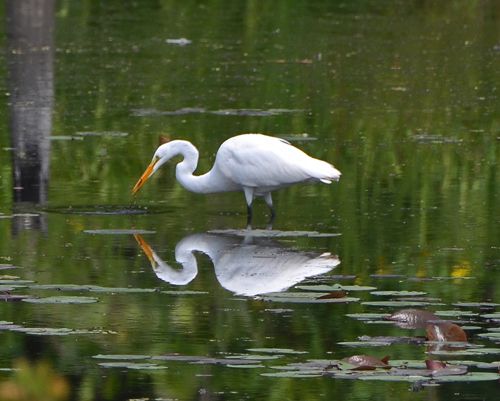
[134,233,340,296]
[132,133,341,220]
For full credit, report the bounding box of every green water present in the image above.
[0,0,498,400]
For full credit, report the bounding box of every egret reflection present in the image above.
[134,232,340,296]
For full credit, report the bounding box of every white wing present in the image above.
[215,134,340,189]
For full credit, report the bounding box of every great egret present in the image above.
[134,232,339,296]
[132,133,341,221]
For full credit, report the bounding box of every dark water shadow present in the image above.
[133,231,340,296]
[43,204,172,216]
[6,0,55,233]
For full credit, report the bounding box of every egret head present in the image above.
[132,143,174,195]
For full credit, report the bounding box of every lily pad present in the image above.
[0,264,22,270]
[481,312,500,319]
[23,296,98,304]
[0,294,32,302]
[258,292,359,304]
[50,135,84,141]
[152,354,262,365]
[433,372,500,383]
[370,291,427,297]
[161,290,208,295]
[92,354,151,360]
[10,327,106,336]
[346,313,391,321]
[261,371,323,378]
[247,348,307,355]
[0,280,35,285]
[357,374,428,382]
[453,302,500,308]
[226,354,283,361]
[297,284,376,292]
[227,364,265,369]
[362,301,443,308]
[434,310,479,318]
[208,229,339,238]
[337,341,393,347]
[477,332,500,340]
[98,362,166,370]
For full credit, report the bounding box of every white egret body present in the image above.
[132,134,341,219]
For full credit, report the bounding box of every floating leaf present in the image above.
[433,372,500,383]
[357,374,428,382]
[161,290,208,295]
[337,341,393,347]
[261,371,323,378]
[258,292,359,304]
[346,313,391,321]
[426,322,468,342]
[362,301,442,308]
[453,302,500,308]
[481,312,500,319]
[0,280,35,285]
[0,294,31,302]
[0,264,22,270]
[370,291,427,297]
[227,364,265,369]
[208,229,339,238]
[92,354,151,361]
[225,354,282,361]
[50,135,84,141]
[434,310,479,318]
[297,284,376,292]
[98,362,166,370]
[10,327,106,336]
[152,354,261,366]
[477,332,500,340]
[247,348,307,355]
[23,296,98,304]
[388,360,427,369]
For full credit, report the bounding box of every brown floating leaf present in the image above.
[426,322,468,342]
[425,360,447,370]
[341,355,390,370]
[386,309,442,329]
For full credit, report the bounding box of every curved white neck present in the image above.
[170,141,231,194]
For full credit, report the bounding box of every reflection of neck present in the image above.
[152,234,229,285]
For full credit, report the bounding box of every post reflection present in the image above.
[6,0,55,232]
[134,232,340,296]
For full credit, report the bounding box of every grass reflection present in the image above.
[0,359,69,401]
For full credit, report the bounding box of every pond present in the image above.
[0,0,498,400]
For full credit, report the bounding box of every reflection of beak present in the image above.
[132,158,158,195]
[133,234,155,265]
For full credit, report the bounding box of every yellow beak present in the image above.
[132,158,158,195]
[133,234,155,263]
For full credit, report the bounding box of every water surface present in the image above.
[0,1,498,400]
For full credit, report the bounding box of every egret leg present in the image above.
[264,193,275,228]
[243,187,255,228]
